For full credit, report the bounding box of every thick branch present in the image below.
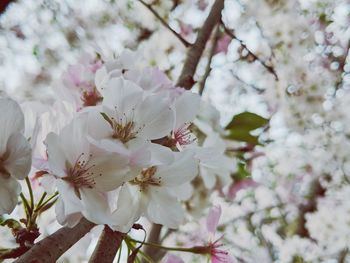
[142,224,163,263]
[89,226,125,263]
[138,0,190,47]
[14,218,95,263]
[176,0,225,89]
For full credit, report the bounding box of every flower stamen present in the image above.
[130,166,161,191]
[62,153,100,199]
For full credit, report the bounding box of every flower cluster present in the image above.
[0,50,236,242]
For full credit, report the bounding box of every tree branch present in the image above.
[14,218,95,263]
[198,25,220,95]
[0,0,14,15]
[176,0,225,89]
[89,226,125,263]
[222,24,279,81]
[296,179,325,238]
[142,224,163,263]
[138,0,191,47]
[143,2,225,260]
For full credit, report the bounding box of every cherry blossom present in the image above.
[44,114,129,226]
[111,151,198,232]
[0,98,32,215]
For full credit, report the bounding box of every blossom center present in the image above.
[111,118,137,143]
[62,153,98,199]
[130,166,161,191]
[101,107,143,143]
[81,87,102,107]
[173,123,195,146]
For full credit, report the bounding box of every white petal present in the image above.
[45,132,66,178]
[158,151,198,187]
[39,174,57,194]
[102,77,143,119]
[111,184,143,233]
[55,180,83,225]
[59,115,90,165]
[80,188,113,225]
[87,109,113,140]
[174,92,200,130]
[146,189,184,228]
[148,143,174,166]
[200,166,217,189]
[168,183,193,201]
[3,133,32,180]
[0,175,21,215]
[55,198,82,227]
[0,98,25,154]
[136,95,174,140]
[90,154,129,192]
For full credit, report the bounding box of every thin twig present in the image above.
[138,0,191,47]
[198,25,220,95]
[176,0,225,89]
[222,24,279,81]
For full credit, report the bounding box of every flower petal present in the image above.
[174,91,200,130]
[102,77,143,119]
[0,98,25,155]
[3,133,32,180]
[45,132,67,178]
[0,175,21,215]
[136,95,174,140]
[206,205,221,234]
[111,184,143,233]
[146,188,184,228]
[158,151,198,187]
[89,153,130,192]
[80,188,113,225]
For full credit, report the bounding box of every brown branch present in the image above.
[223,24,279,81]
[89,226,125,263]
[143,2,225,261]
[296,179,325,238]
[176,0,225,89]
[0,0,14,15]
[138,0,191,47]
[198,25,220,95]
[14,218,95,263]
[142,224,163,263]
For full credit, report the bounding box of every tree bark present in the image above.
[14,218,95,263]
[176,0,225,89]
[89,226,125,263]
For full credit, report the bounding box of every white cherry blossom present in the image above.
[44,114,130,226]
[0,98,32,215]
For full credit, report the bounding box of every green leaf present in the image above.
[225,112,268,131]
[226,129,260,145]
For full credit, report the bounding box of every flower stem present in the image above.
[127,237,208,254]
[25,177,34,210]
